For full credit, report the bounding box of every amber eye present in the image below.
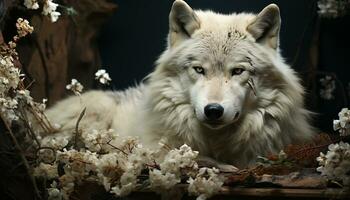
[231,68,245,76]
[193,66,205,75]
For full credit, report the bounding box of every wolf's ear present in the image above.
[246,4,281,49]
[169,0,200,47]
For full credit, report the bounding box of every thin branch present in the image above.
[25,79,36,90]
[28,106,52,134]
[18,104,41,147]
[0,114,42,199]
[74,107,86,150]
[289,138,342,159]
[106,140,128,156]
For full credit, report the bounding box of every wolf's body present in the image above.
[44,1,314,168]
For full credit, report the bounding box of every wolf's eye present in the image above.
[231,68,245,76]
[193,66,205,75]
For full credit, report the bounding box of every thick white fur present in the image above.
[43,1,314,168]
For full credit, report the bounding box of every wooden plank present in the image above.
[219,187,350,199]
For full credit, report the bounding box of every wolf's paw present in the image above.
[217,164,239,173]
[197,156,239,173]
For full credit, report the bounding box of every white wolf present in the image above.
[43,0,314,168]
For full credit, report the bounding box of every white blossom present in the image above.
[187,167,224,200]
[95,153,121,190]
[24,0,39,10]
[83,129,116,152]
[95,69,112,85]
[319,75,335,100]
[316,141,350,186]
[111,183,135,197]
[0,97,19,121]
[33,163,59,179]
[48,181,63,200]
[50,11,61,23]
[149,169,180,190]
[17,89,33,105]
[0,55,21,94]
[59,174,75,200]
[333,108,350,136]
[41,135,70,149]
[148,144,198,192]
[42,0,61,23]
[159,144,198,174]
[318,0,350,18]
[0,97,18,109]
[57,149,98,179]
[16,18,34,37]
[66,79,84,95]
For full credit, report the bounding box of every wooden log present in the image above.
[219,187,350,199]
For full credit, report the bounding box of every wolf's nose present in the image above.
[204,103,224,120]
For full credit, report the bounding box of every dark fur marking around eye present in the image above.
[245,55,256,75]
[222,45,229,54]
[187,56,195,61]
[246,56,253,66]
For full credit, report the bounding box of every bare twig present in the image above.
[28,106,52,134]
[38,109,56,131]
[74,107,86,150]
[18,104,41,147]
[106,140,128,156]
[0,114,42,199]
[25,79,36,90]
[289,138,342,159]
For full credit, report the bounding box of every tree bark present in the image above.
[1,0,117,105]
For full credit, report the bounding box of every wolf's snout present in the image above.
[204,103,224,120]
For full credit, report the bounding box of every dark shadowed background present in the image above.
[98,0,350,133]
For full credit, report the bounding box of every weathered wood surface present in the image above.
[219,187,350,198]
[73,184,350,200]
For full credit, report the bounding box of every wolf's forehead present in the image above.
[198,28,247,40]
[192,29,249,59]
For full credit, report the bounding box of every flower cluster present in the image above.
[24,0,61,22]
[319,75,336,100]
[42,0,61,23]
[149,144,199,191]
[318,0,350,18]
[66,79,84,95]
[95,69,112,85]
[333,108,350,136]
[16,18,34,37]
[187,167,224,200]
[0,18,36,123]
[24,0,40,10]
[32,126,223,200]
[316,141,350,186]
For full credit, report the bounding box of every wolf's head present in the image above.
[150,0,295,131]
